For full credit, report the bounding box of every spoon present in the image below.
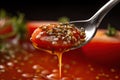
[70,0,120,50]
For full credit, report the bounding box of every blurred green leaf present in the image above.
[11,13,27,40]
[0,9,6,18]
[58,16,70,23]
[106,24,117,36]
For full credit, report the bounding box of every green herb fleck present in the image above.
[11,13,27,40]
[106,24,117,36]
[58,16,70,23]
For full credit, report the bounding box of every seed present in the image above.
[90,67,94,71]
[115,75,119,79]
[36,35,41,39]
[73,31,76,33]
[64,64,70,69]
[47,29,53,34]
[63,69,68,73]
[67,30,71,35]
[105,74,109,78]
[77,41,81,45]
[95,76,100,80]
[74,77,82,80]
[67,40,71,43]
[24,57,30,61]
[34,65,43,72]
[101,73,105,76]
[52,69,59,73]
[52,41,57,45]
[40,32,44,35]
[32,77,42,80]
[13,60,18,63]
[80,32,85,36]
[72,36,76,41]
[17,69,22,73]
[33,65,43,71]
[80,39,85,42]
[41,70,50,75]
[41,25,47,30]
[68,36,72,40]
[36,32,44,39]
[63,41,67,45]
[80,27,85,32]
[9,51,15,58]
[22,73,33,78]
[53,37,59,41]
[4,55,10,60]
[61,77,70,80]
[110,68,115,72]
[46,73,59,79]
[62,37,65,40]
[7,62,14,67]
[0,65,5,69]
[0,69,5,72]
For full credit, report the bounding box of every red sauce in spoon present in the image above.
[30,23,86,78]
[31,23,86,53]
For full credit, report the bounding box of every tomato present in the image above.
[82,29,120,64]
[0,19,13,35]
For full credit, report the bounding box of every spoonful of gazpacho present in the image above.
[30,0,120,78]
[31,0,120,52]
[30,23,85,54]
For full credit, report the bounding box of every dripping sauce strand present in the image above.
[53,49,69,79]
[33,43,68,79]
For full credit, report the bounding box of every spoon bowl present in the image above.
[69,20,97,50]
[69,0,120,50]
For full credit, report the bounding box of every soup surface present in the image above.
[0,21,120,80]
[0,39,120,80]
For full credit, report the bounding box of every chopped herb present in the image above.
[58,16,70,23]
[106,24,117,36]
[11,13,27,40]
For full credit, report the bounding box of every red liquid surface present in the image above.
[0,39,120,80]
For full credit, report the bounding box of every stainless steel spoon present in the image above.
[70,0,120,50]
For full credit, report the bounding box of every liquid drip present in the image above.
[55,52,63,78]
[33,44,64,79]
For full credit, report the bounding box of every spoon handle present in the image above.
[89,0,120,27]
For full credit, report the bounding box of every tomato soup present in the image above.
[0,38,120,80]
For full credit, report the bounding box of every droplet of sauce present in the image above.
[30,23,86,79]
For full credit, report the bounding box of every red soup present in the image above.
[0,21,120,80]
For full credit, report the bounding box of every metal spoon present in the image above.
[70,0,120,50]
